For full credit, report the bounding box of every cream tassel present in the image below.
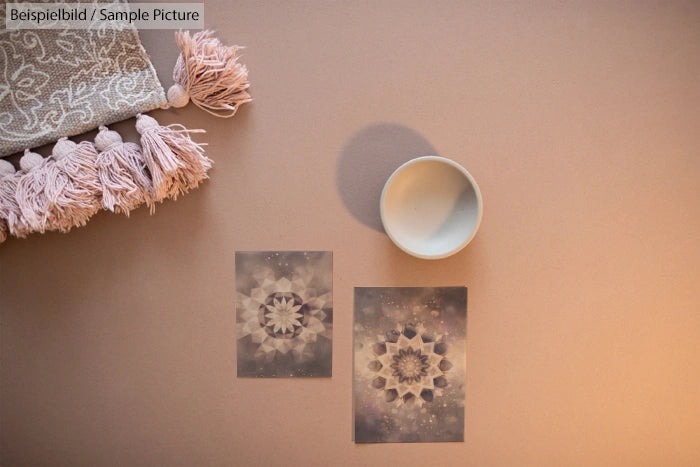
[167,30,251,117]
[15,149,58,234]
[16,139,102,234]
[48,139,102,232]
[136,113,212,202]
[0,159,20,242]
[95,126,154,215]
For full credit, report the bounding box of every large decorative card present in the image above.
[353,287,466,443]
[236,251,332,377]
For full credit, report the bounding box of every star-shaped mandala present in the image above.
[391,347,430,384]
[263,294,303,336]
[367,325,452,405]
[237,275,331,363]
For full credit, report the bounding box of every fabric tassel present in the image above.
[48,139,103,232]
[167,30,251,117]
[0,159,20,242]
[136,113,212,202]
[17,139,102,233]
[15,149,59,234]
[0,159,13,242]
[3,151,44,238]
[95,126,154,215]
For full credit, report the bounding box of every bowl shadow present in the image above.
[336,123,439,232]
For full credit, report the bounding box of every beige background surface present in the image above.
[1,1,699,465]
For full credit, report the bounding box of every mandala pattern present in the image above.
[236,251,333,377]
[237,276,330,362]
[261,292,304,337]
[391,348,429,384]
[354,286,466,443]
[367,324,452,406]
[0,1,166,157]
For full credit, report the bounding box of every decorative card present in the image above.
[353,287,466,443]
[236,251,332,377]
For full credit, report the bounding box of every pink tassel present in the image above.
[4,151,44,237]
[0,159,18,242]
[48,139,103,232]
[167,30,251,117]
[16,139,102,234]
[136,113,212,202]
[95,126,154,216]
[15,149,59,234]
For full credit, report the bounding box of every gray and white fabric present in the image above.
[0,1,166,158]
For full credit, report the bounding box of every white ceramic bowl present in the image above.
[380,156,483,259]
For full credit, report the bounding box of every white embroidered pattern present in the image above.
[0,1,166,157]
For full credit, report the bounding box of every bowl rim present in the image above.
[380,155,483,260]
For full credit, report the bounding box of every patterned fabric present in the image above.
[0,1,166,158]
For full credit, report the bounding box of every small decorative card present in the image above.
[353,287,466,443]
[236,251,332,377]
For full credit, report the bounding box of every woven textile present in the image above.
[0,1,166,158]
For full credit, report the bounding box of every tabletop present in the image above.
[1,1,699,465]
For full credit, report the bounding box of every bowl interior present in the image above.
[381,158,481,258]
